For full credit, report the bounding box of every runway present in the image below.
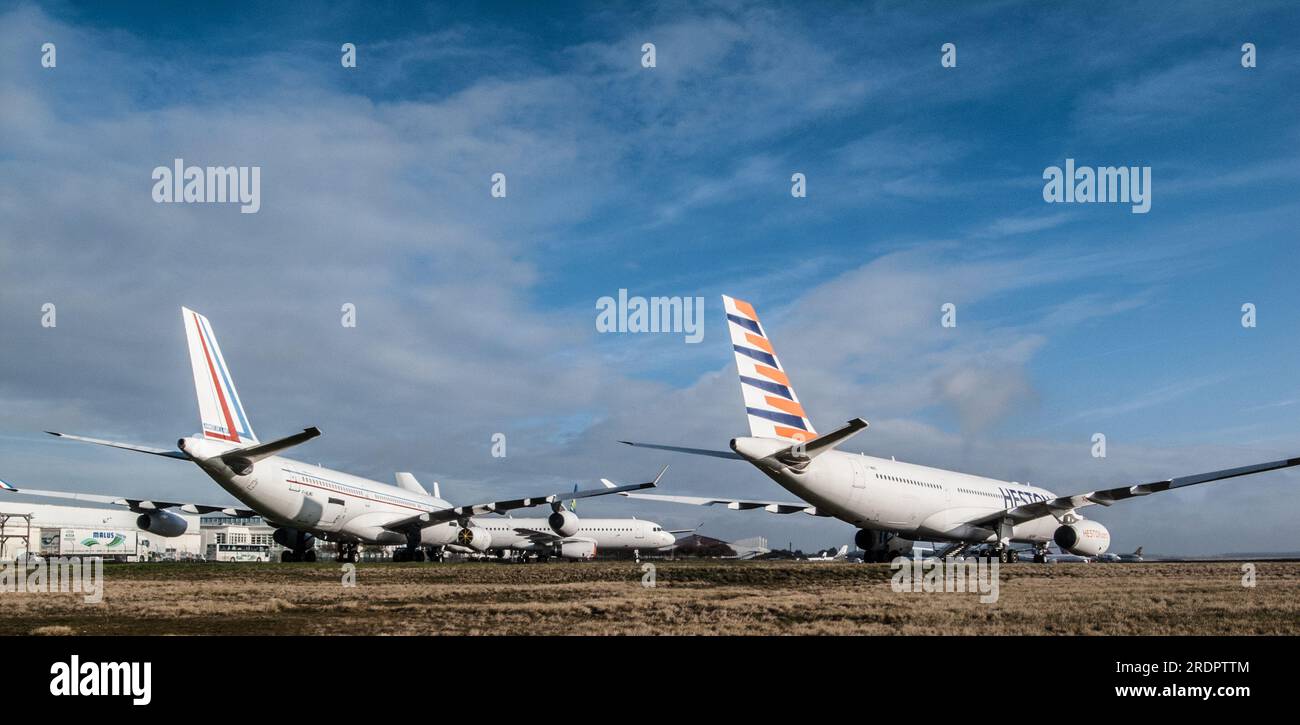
[3,560,1297,635]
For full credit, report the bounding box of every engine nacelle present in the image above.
[136,509,188,537]
[548,509,580,537]
[273,527,316,550]
[558,540,597,559]
[456,526,492,552]
[1054,520,1111,557]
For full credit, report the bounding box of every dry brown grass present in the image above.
[1,560,1295,635]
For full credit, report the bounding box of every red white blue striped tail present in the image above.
[182,307,257,444]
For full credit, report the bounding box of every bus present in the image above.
[206,543,271,562]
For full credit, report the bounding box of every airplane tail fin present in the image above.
[182,307,257,444]
[723,295,816,443]
[1133,546,1143,557]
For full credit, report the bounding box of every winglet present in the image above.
[0,478,17,492]
[653,464,669,485]
[602,465,668,489]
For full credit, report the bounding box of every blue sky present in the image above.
[2,1,1299,553]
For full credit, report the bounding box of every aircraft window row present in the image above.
[290,471,365,499]
[880,473,941,490]
[957,487,999,498]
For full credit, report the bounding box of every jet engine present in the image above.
[1054,520,1110,557]
[273,527,316,550]
[456,526,492,552]
[548,509,580,537]
[558,540,597,559]
[136,509,188,537]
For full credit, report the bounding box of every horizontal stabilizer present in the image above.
[619,441,742,459]
[774,417,868,465]
[46,431,189,460]
[218,427,320,471]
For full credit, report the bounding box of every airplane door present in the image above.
[849,459,875,522]
[320,497,346,529]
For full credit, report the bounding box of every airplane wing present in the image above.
[0,478,257,517]
[512,527,562,542]
[601,480,826,516]
[381,467,667,533]
[969,455,1300,527]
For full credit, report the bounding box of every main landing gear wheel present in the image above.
[335,543,359,564]
[281,551,296,563]
[392,531,424,563]
[303,550,317,563]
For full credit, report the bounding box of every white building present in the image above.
[200,515,281,561]
[0,502,203,561]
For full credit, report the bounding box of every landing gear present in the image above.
[393,532,424,562]
[1032,543,1049,564]
[280,548,317,562]
[991,542,1010,564]
[335,542,359,564]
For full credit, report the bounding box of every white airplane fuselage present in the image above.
[186,436,675,552]
[184,436,460,547]
[472,517,676,556]
[733,437,1061,545]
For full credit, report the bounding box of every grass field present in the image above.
[3,560,1297,635]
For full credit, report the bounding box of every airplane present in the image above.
[1045,549,1092,563]
[617,295,1300,564]
[2,307,661,563]
[454,515,681,561]
[434,483,684,561]
[1097,546,1144,563]
[804,544,849,561]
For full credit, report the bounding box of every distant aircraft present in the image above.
[1045,550,1092,563]
[618,295,1300,563]
[3,307,658,563]
[1097,546,1144,563]
[458,513,680,560]
[804,544,849,561]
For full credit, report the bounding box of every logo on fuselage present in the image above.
[998,487,1048,509]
